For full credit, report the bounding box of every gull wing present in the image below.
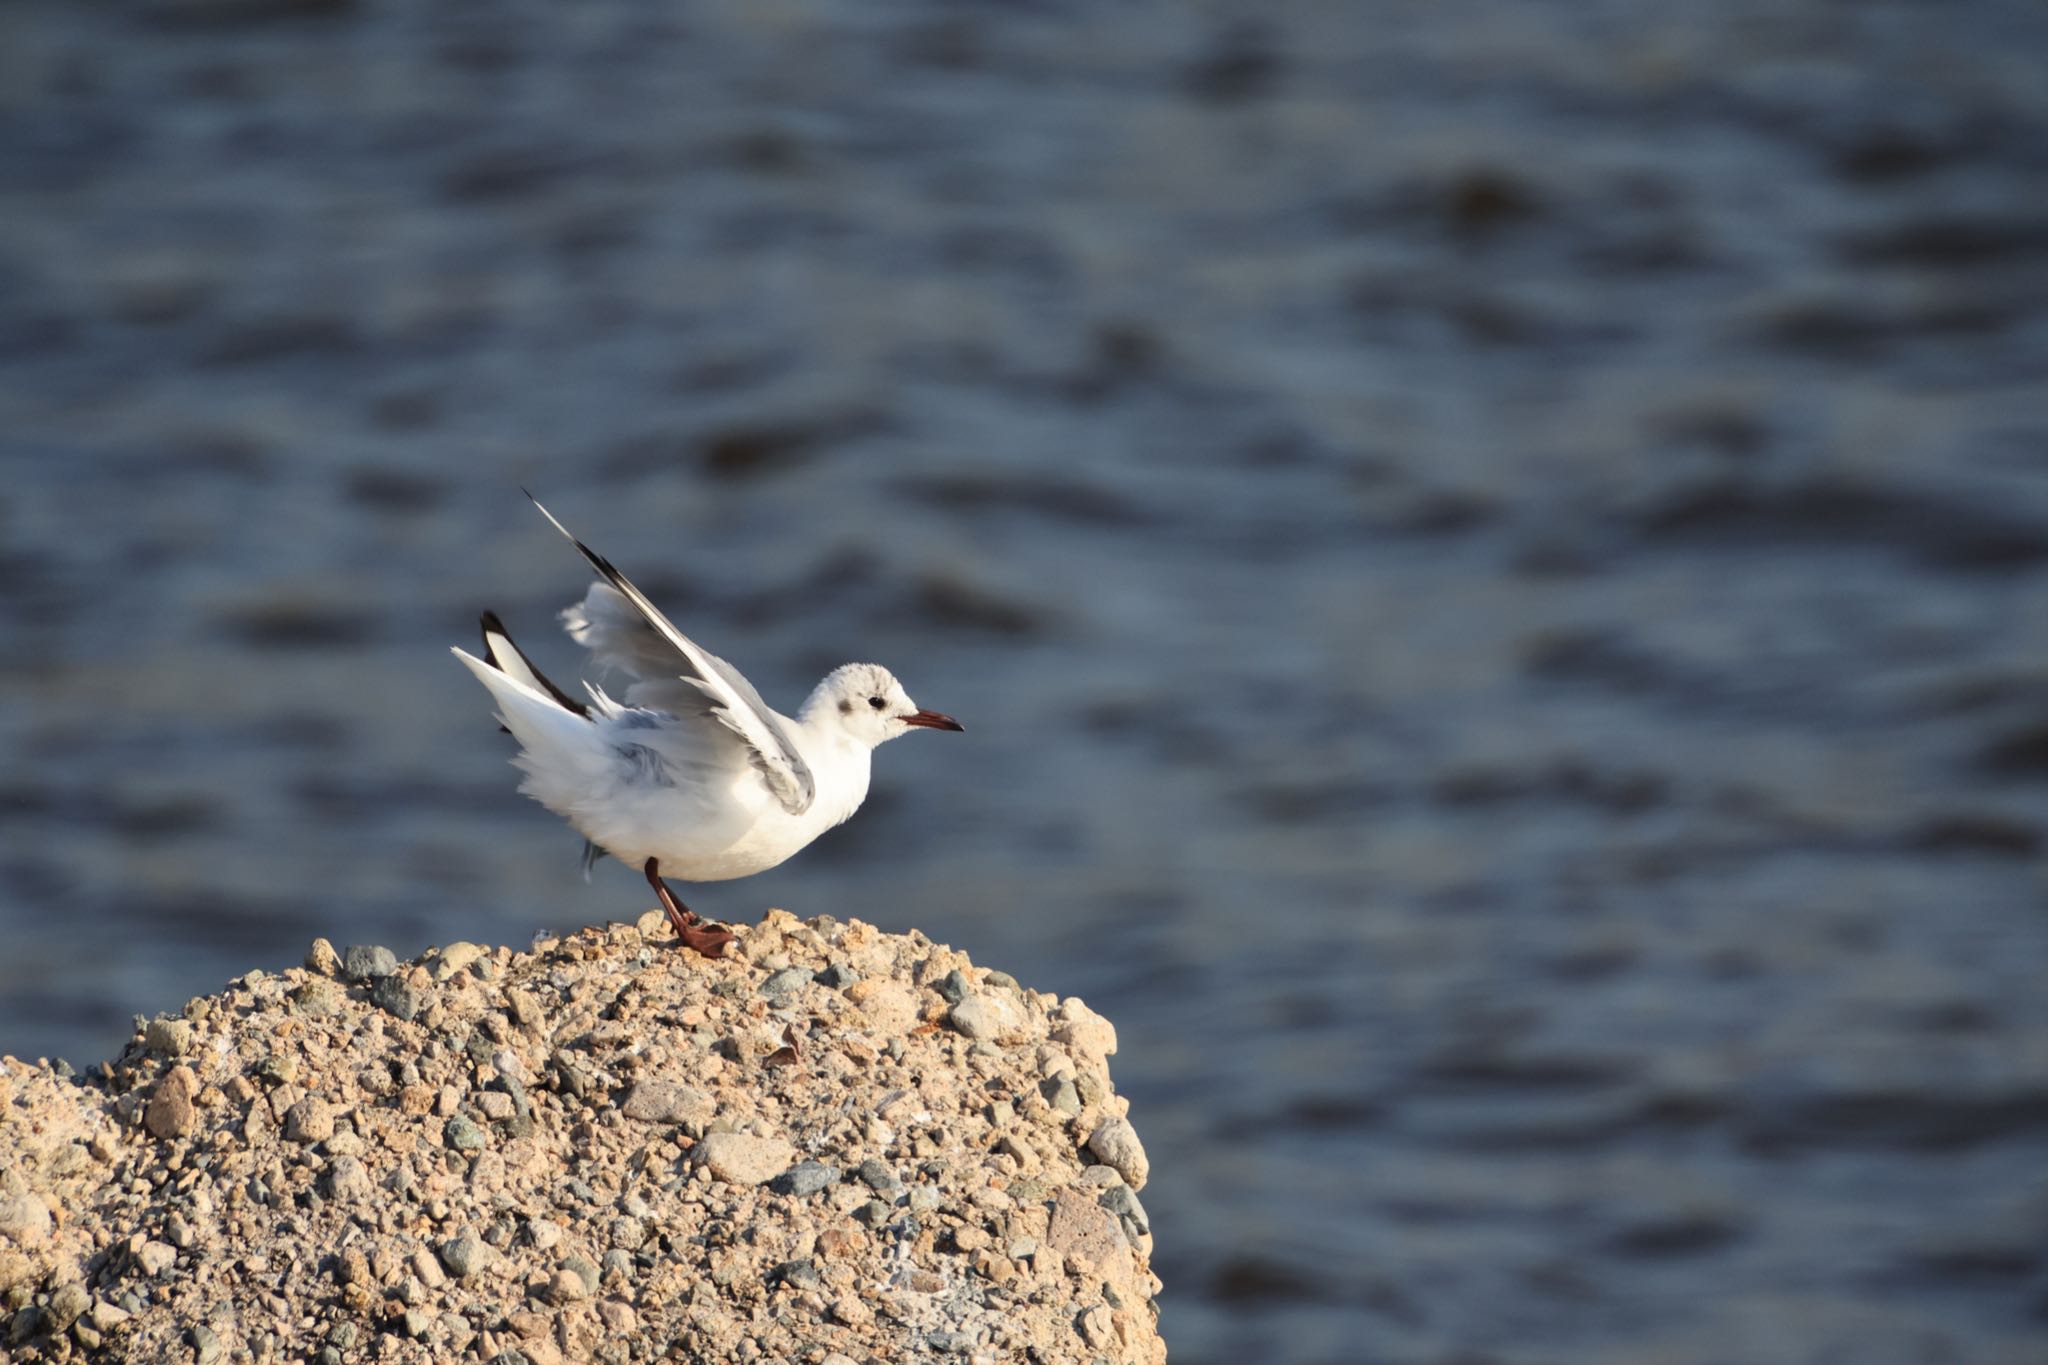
[526,494,816,816]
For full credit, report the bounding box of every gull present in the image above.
[453,496,963,957]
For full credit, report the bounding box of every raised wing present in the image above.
[526,493,816,815]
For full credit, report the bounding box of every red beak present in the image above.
[900,709,964,732]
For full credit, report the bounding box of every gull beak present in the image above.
[900,709,965,732]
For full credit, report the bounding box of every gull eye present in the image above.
[868,696,886,710]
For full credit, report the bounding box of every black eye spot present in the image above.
[868,696,886,709]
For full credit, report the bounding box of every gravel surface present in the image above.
[0,912,1161,1364]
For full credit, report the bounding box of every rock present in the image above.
[431,941,485,980]
[855,1158,902,1196]
[438,1231,495,1279]
[1052,1000,1117,1061]
[759,967,813,1001]
[1087,1116,1150,1189]
[46,1282,88,1330]
[371,975,427,1022]
[695,1132,797,1186]
[145,1066,199,1141]
[948,993,1020,1042]
[303,938,341,976]
[0,916,1161,1364]
[815,962,859,989]
[0,1191,52,1248]
[620,1081,714,1127]
[444,1114,488,1150]
[1040,1075,1082,1116]
[324,1154,374,1203]
[341,944,398,982]
[844,978,921,1033]
[284,1098,335,1144]
[190,1321,223,1363]
[545,1267,587,1303]
[145,1017,194,1057]
[770,1161,839,1197]
[1099,1183,1150,1240]
[935,969,973,1005]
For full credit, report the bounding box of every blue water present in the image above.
[5,2,2048,1360]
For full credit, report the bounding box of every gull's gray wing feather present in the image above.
[527,495,816,815]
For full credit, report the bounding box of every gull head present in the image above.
[807,662,963,748]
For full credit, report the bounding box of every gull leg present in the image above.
[642,857,733,959]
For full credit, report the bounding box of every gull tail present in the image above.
[453,646,619,831]
[479,611,588,718]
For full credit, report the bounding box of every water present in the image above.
[5,2,2048,1360]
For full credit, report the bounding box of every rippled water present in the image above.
[6,2,2048,1360]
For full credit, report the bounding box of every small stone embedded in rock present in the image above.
[443,1114,488,1151]
[342,943,399,982]
[855,1158,902,1195]
[935,968,973,1005]
[0,1191,52,1248]
[324,1154,374,1204]
[759,966,814,1001]
[145,1017,194,1057]
[1053,999,1118,1061]
[770,1161,839,1197]
[145,1066,199,1141]
[545,1267,588,1303]
[695,1131,796,1185]
[370,974,427,1022]
[1040,1075,1082,1116]
[1087,1115,1150,1190]
[620,1080,714,1127]
[190,1322,223,1364]
[948,993,1019,1042]
[432,941,485,979]
[284,1097,335,1144]
[815,962,858,989]
[136,1241,177,1277]
[1100,1183,1150,1239]
[438,1231,494,1279]
[304,938,341,976]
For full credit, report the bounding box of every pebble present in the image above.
[695,1132,796,1185]
[370,975,427,1022]
[1086,1116,1150,1190]
[948,993,1019,1042]
[144,1017,194,1057]
[438,1230,495,1279]
[0,1195,53,1252]
[432,941,485,979]
[341,944,398,982]
[144,1066,199,1141]
[771,1161,840,1197]
[443,1114,488,1151]
[1052,1000,1118,1061]
[136,1241,176,1276]
[304,939,341,976]
[284,1098,335,1144]
[1039,1076,1082,1116]
[935,969,973,1005]
[620,1081,714,1127]
[324,1154,374,1204]
[815,962,859,989]
[190,1322,222,1364]
[855,1158,902,1195]
[759,967,814,1001]
[1099,1183,1150,1239]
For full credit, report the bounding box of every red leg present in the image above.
[642,858,733,959]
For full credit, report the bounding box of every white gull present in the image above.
[452,497,962,956]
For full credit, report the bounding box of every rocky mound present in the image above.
[0,911,1163,1364]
